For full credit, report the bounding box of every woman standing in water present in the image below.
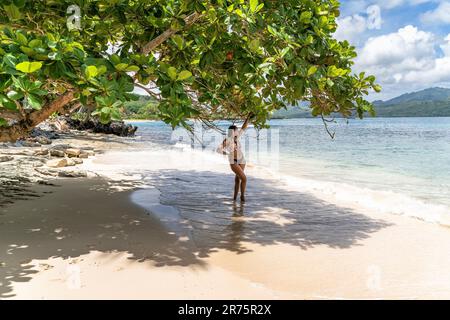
[218,115,252,202]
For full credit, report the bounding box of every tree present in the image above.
[0,0,380,142]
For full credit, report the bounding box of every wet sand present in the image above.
[2,145,450,299]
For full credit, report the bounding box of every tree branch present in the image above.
[141,12,201,55]
[134,82,161,100]
[0,109,24,121]
[0,92,75,142]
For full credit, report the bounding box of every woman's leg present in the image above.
[239,164,246,201]
[230,164,247,202]
[233,175,240,201]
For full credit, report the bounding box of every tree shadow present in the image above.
[142,169,392,256]
[0,170,391,298]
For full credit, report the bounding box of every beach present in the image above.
[2,123,450,299]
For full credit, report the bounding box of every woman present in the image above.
[217,115,252,202]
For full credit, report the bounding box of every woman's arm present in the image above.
[216,138,228,154]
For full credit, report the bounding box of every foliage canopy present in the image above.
[0,0,380,141]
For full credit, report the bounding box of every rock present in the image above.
[46,158,69,168]
[58,170,87,178]
[3,150,33,156]
[65,148,81,157]
[63,117,138,137]
[34,168,58,176]
[19,141,41,147]
[50,149,65,157]
[0,156,13,162]
[73,158,83,164]
[34,136,52,145]
[33,149,49,156]
[79,152,89,158]
[66,158,76,166]
[50,144,72,151]
[30,127,59,140]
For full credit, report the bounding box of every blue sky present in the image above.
[337,0,450,100]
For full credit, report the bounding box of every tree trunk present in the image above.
[0,91,74,142]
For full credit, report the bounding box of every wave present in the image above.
[277,173,450,227]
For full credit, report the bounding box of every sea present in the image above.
[129,117,450,225]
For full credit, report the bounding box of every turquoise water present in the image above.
[131,117,450,211]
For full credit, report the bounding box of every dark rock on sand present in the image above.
[64,117,138,137]
[58,170,88,178]
[30,127,60,140]
[49,149,65,157]
[0,156,13,162]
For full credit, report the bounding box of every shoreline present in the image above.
[3,130,450,299]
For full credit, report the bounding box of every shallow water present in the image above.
[129,117,450,225]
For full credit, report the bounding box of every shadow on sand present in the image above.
[0,170,391,298]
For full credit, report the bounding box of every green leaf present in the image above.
[97,65,107,75]
[28,39,42,48]
[7,90,23,100]
[373,84,382,93]
[110,54,121,65]
[172,35,184,50]
[125,65,140,72]
[111,109,121,121]
[16,32,28,46]
[85,65,98,79]
[3,4,22,20]
[0,118,8,127]
[48,52,62,60]
[3,54,17,68]
[248,39,260,53]
[327,66,347,77]
[0,94,17,110]
[177,70,192,81]
[300,11,312,24]
[27,94,42,110]
[30,89,47,96]
[15,61,43,73]
[250,0,258,13]
[13,0,26,8]
[167,67,177,81]
[114,63,129,71]
[20,46,35,56]
[307,66,317,76]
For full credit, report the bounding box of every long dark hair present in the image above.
[228,125,237,137]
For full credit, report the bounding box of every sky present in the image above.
[336,0,450,101]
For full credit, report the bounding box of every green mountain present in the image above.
[271,87,450,119]
[373,87,450,117]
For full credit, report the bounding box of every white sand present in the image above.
[3,143,450,299]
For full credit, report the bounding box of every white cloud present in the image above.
[357,25,435,68]
[421,1,450,24]
[335,15,368,44]
[355,26,450,100]
[335,5,382,45]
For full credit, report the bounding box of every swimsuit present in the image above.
[222,132,246,165]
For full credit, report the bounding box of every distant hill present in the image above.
[271,87,450,119]
[373,87,450,117]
